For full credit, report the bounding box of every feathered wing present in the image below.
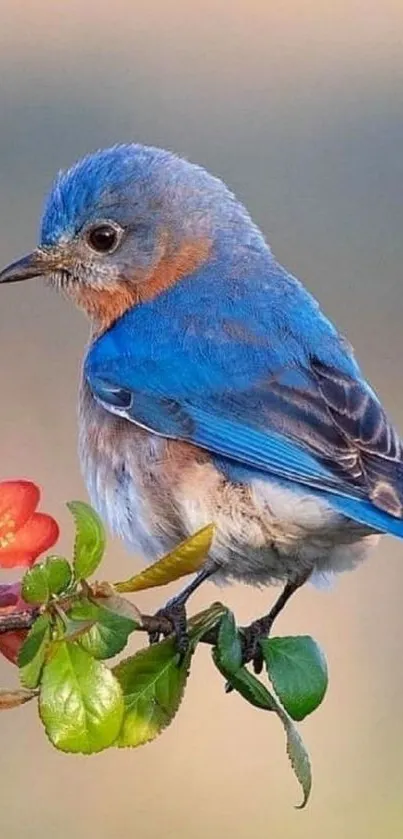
[84,260,403,538]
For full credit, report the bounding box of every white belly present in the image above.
[78,381,379,586]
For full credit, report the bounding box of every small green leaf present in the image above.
[113,638,190,747]
[0,689,37,710]
[39,641,124,753]
[215,610,243,675]
[213,656,312,807]
[18,613,52,688]
[22,565,50,605]
[67,501,106,580]
[260,636,328,721]
[115,524,215,593]
[43,556,72,595]
[21,557,73,606]
[68,599,138,659]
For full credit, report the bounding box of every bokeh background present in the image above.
[0,1,403,836]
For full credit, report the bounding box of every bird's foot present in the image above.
[226,574,312,689]
[239,617,272,674]
[148,599,189,661]
[148,565,216,662]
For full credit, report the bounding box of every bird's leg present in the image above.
[240,569,311,674]
[149,564,215,658]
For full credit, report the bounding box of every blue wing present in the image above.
[85,256,403,537]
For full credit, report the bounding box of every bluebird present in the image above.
[1,144,402,663]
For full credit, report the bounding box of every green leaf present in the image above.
[215,610,243,675]
[90,590,142,626]
[18,613,52,688]
[67,501,106,580]
[212,657,312,807]
[61,617,98,643]
[260,636,328,721]
[187,602,227,647]
[0,689,37,709]
[213,654,278,710]
[21,557,73,605]
[113,638,190,747]
[39,641,124,753]
[115,524,215,593]
[282,713,312,810]
[68,599,138,659]
[42,556,72,595]
[22,565,50,605]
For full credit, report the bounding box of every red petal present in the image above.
[0,631,28,664]
[0,513,59,568]
[0,551,38,569]
[0,481,40,534]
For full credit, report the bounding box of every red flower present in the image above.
[0,481,59,664]
[0,480,59,568]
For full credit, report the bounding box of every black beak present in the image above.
[0,251,49,284]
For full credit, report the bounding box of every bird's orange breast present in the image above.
[72,235,211,334]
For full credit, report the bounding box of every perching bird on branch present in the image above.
[1,144,402,663]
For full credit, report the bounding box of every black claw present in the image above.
[148,601,189,661]
[240,621,269,671]
[148,628,160,645]
[252,648,264,674]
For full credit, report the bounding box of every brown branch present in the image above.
[0,607,219,645]
[134,614,218,645]
[0,610,39,633]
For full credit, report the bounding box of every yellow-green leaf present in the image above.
[39,641,124,753]
[115,525,215,593]
[113,638,190,747]
[67,501,106,580]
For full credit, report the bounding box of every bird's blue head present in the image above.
[0,143,266,330]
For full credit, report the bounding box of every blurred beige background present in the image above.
[1,1,403,836]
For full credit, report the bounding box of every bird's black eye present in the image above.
[86,223,121,254]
